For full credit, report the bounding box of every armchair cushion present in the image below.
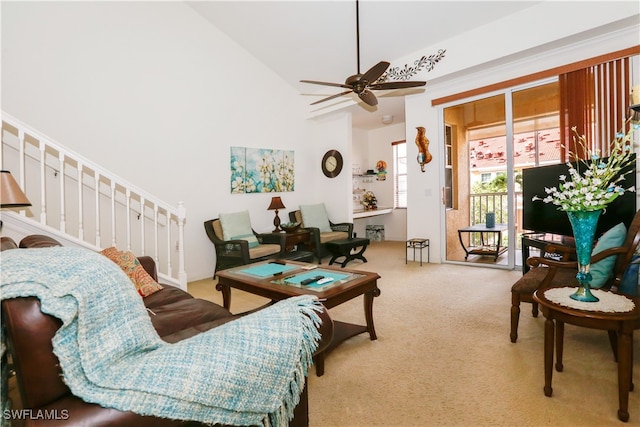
[249,243,283,259]
[300,204,332,233]
[319,231,350,244]
[219,210,259,248]
[590,222,627,288]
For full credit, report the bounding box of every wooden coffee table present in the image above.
[215,260,381,376]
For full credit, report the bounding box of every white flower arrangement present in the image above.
[533,121,637,211]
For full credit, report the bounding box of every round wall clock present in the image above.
[322,150,343,178]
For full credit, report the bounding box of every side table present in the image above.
[279,230,311,252]
[406,238,429,266]
[457,223,508,260]
[533,286,640,422]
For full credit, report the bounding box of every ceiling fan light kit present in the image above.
[301,0,443,108]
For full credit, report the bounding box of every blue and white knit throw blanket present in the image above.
[1,247,323,426]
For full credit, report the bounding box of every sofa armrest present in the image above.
[136,256,158,282]
[21,395,188,427]
[18,235,63,248]
[1,236,18,251]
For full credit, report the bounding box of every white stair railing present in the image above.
[1,112,187,289]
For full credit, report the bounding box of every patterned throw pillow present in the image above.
[100,247,163,297]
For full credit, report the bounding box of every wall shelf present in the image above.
[353,207,393,219]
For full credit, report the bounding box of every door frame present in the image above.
[439,77,559,270]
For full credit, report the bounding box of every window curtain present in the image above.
[559,57,631,161]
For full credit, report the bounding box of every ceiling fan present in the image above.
[300,0,426,107]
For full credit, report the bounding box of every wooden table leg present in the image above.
[617,328,632,422]
[543,316,554,397]
[215,283,232,310]
[555,320,564,372]
[631,339,635,392]
[363,288,380,340]
[458,231,470,260]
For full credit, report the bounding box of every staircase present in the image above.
[1,112,187,289]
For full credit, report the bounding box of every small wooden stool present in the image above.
[406,238,429,266]
[325,237,370,268]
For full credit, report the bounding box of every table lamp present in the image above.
[1,170,32,231]
[267,196,286,232]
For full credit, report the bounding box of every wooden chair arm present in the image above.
[330,221,353,237]
[543,243,575,260]
[301,226,322,246]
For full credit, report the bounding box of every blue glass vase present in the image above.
[567,210,602,302]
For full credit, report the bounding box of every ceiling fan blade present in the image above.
[361,61,390,84]
[369,81,427,90]
[300,80,350,89]
[310,90,353,105]
[358,90,378,106]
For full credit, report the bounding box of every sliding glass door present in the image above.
[442,80,560,269]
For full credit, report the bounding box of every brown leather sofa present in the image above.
[1,234,333,427]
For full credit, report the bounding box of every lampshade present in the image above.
[267,196,285,210]
[1,170,31,208]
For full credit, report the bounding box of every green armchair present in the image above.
[204,218,286,275]
[289,207,353,263]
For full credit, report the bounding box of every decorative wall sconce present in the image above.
[376,160,387,181]
[415,127,432,172]
[267,196,286,232]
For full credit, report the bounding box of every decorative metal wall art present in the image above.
[415,126,432,172]
[378,49,446,82]
[230,147,294,193]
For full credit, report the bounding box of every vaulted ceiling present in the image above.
[187,1,542,130]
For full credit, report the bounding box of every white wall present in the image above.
[1,1,352,280]
[2,1,638,276]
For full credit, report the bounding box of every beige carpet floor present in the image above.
[189,240,640,427]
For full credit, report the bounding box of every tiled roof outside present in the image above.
[470,128,561,171]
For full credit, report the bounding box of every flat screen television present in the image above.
[522,156,636,237]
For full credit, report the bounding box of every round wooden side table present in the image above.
[533,286,640,422]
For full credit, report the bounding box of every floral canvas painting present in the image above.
[230,147,295,193]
